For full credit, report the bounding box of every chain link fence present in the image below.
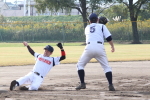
[0,21,150,43]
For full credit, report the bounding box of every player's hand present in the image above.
[57,43,63,49]
[23,41,28,46]
[111,46,115,52]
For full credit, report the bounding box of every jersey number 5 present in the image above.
[90,26,95,33]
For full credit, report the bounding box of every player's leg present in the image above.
[10,72,33,91]
[76,49,92,90]
[95,51,115,91]
[28,74,43,91]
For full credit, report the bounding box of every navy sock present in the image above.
[105,72,113,85]
[16,81,19,86]
[78,70,85,83]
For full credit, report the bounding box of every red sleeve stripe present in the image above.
[61,51,66,56]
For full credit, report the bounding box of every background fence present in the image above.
[0,20,150,43]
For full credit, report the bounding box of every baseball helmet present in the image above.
[89,13,98,21]
[99,16,108,25]
[44,45,54,52]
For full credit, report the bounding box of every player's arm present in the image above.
[23,41,35,56]
[57,43,66,61]
[103,25,115,53]
[106,36,115,52]
[108,40,115,52]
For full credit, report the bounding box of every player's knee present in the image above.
[104,68,112,73]
[76,64,84,70]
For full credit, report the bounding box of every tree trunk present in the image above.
[80,0,88,28]
[131,20,141,44]
[82,14,88,28]
[129,0,141,44]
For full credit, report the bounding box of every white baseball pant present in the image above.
[16,72,43,90]
[77,42,112,73]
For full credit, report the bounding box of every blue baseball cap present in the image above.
[44,45,54,52]
[89,13,98,21]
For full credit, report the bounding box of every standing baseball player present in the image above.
[76,13,115,91]
[10,41,66,91]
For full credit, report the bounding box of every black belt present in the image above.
[87,41,102,44]
[34,72,43,78]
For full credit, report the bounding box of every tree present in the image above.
[116,0,149,44]
[138,3,150,20]
[34,0,113,28]
[0,15,6,23]
[102,4,129,21]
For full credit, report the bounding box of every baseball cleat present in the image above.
[109,85,115,91]
[76,83,86,90]
[10,80,17,91]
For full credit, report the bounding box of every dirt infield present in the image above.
[0,61,150,100]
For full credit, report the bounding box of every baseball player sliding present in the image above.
[10,42,66,91]
[76,13,115,91]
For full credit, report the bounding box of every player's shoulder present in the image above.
[86,24,91,27]
[34,52,41,57]
[97,23,104,26]
[86,23,103,28]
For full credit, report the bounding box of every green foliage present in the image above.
[138,10,150,20]
[35,0,75,13]
[34,0,115,28]
[5,15,82,22]
[103,4,129,21]
[0,15,6,23]
[0,16,150,42]
[107,20,150,41]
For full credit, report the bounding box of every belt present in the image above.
[87,41,102,44]
[34,72,43,78]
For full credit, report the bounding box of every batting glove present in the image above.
[57,43,63,49]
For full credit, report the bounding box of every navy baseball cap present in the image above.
[89,13,98,21]
[44,45,54,52]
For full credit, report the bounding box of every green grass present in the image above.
[0,42,150,66]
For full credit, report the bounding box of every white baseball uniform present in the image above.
[77,23,112,73]
[16,53,60,90]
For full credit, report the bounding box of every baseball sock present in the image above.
[78,70,85,83]
[16,81,19,86]
[105,72,113,85]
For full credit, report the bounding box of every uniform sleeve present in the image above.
[59,50,66,61]
[53,57,61,65]
[102,25,111,39]
[27,45,35,56]
[34,53,40,59]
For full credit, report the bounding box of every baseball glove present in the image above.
[99,17,108,25]
[57,43,63,49]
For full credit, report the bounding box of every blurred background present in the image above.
[0,0,150,43]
